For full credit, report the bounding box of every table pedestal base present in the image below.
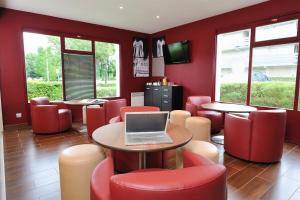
[211,135,224,145]
[139,152,147,169]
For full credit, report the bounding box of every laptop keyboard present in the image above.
[126,132,173,145]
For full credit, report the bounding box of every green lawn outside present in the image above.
[221,81,296,109]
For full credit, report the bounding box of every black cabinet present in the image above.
[144,85,183,111]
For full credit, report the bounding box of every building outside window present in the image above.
[215,18,299,109]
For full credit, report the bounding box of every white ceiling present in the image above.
[0,0,268,34]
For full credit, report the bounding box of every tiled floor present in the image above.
[3,125,300,200]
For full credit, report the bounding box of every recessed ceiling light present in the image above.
[156,15,160,19]
[119,6,124,10]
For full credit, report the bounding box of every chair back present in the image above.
[110,150,226,200]
[187,96,211,107]
[120,106,160,121]
[249,110,287,162]
[104,99,127,124]
[30,97,50,106]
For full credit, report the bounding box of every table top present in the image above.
[65,99,108,106]
[92,122,193,152]
[201,102,257,113]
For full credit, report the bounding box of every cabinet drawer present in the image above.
[162,93,170,98]
[162,99,170,104]
[161,99,172,111]
[162,86,171,95]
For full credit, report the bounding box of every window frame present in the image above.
[214,13,300,111]
[22,28,121,102]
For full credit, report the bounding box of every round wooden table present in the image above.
[64,99,108,106]
[92,122,192,169]
[201,102,257,145]
[201,102,257,113]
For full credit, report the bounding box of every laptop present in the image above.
[124,111,173,145]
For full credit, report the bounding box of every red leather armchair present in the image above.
[30,97,72,134]
[86,99,127,136]
[185,96,224,133]
[224,110,287,163]
[86,106,105,137]
[91,150,227,200]
[104,99,127,124]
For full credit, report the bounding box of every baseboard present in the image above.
[3,123,29,131]
[0,131,6,200]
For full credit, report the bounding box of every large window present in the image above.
[251,43,298,108]
[215,18,300,109]
[215,29,251,104]
[95,42,120,97]
[23,32,121,101]
[23,32,63,101]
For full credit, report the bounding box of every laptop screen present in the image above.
[125,112,169,133]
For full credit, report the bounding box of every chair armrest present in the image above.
[91,157,114,200]
[50,100,68,109]
[32,105,59,115]
[182,150,214,168]
[224,113,252,160]
[225,113,251,132]
[109,116,121,124]
[185,102,197,116]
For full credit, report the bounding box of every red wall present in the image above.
[151,0,300,143]
[0,8,150,125]
[2,1,300,143]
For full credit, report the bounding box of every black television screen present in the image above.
[163,40,190,64]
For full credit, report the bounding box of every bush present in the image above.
[220,81,295,109]
[27,80,63,101]
[220,83,247,104]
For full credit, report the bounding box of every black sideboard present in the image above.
[144,85,183,111]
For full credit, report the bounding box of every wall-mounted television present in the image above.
[163,40,191,64]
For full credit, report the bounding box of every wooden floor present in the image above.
[2,125,300,200]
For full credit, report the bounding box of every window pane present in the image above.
[251,43,299,109]
[255,19,298,42]
[215,29,251,104]
[65,37,92,51]
[95,42,120,97]
[63,54,94,100]
[23,32,63,101]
